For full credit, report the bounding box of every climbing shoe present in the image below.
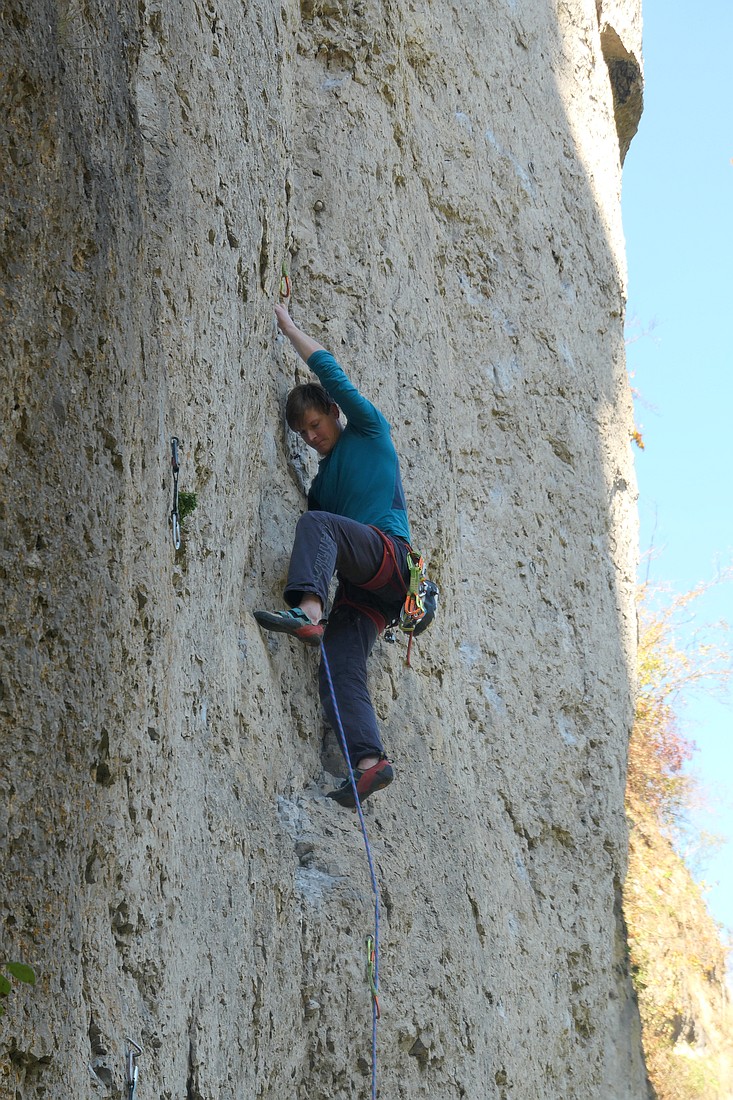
[253,607,325,647]
[327,759,394,809]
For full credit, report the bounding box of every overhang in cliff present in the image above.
[600,22,644,163]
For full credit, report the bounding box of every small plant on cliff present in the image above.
[178,490,198,522]
[0,961,36,1018]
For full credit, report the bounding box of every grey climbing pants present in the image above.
[283,511,409,767]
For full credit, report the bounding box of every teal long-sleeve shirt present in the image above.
[305,350,411,544]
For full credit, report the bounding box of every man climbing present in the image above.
[254,302,413,808]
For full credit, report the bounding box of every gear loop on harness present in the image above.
[398,551,439,665]
[369,529,439,664]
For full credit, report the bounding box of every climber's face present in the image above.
[297,404,342,456]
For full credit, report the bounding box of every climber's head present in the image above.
[286,383,342,456]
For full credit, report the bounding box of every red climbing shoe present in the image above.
[253,608,325,647]
[327,759,394,809]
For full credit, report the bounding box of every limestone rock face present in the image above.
[1,0,649,1097]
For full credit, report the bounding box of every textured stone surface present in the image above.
[1,0,650,1097]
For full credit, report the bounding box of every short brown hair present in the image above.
[285,383,335,430]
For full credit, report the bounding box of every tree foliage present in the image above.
[625,579,733,1100]
[627,580,731,828]
[0,961,35,1018]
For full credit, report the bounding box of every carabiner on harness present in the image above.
[400,552,439,636]
[384,548,439,662]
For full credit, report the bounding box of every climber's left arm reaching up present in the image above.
[275,303,325,362]
[275,303,383,435]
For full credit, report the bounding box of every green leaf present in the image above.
[0,974,11,996]
[178,491,198,522]
[7,962,36,985]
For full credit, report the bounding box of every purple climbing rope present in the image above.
[319,639,380,1100]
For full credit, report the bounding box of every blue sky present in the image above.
[621,0,733,940]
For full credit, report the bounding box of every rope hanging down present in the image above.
[319,640,381,1100]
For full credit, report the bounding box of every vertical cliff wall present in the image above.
[1,0,648,1096]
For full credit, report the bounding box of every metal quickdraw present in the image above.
[400,551,429,633]
[170,436,181,550]
[366,935,380,1020]
[125,1038,142,1100]
[279,262,291,300]
[385,550,439,664]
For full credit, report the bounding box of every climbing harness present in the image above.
[320,641,381,1100]
[384,550,439,665]
[170,436,181,550]
[125,1038,142,1100]
[366,528,438,663]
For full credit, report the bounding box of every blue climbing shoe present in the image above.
[253,607,325,647]
[327,759,394,808]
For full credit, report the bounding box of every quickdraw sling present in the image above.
[385,547,439,665]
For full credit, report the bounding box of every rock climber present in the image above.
[254,302,413,808]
